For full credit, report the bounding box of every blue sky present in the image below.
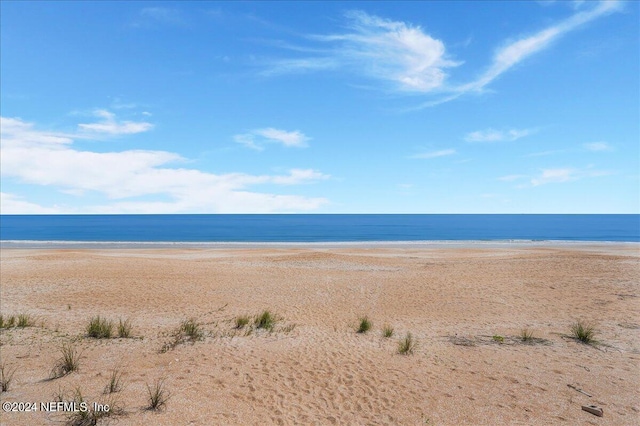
[1,1,638,213]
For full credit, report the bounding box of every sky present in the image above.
[1,1,638,214]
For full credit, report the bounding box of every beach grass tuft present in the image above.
[180,318,203,341]
[16,313,34,328]
[51,343,80,379]
[0,362,16,392]
[520,328,534,342]
[1,313,34,329]
[104,368,124,394]
[146,379,170,411]
[398,332,415,355]
[87,316,113,339]
[234,315,250,329]
[357,316,372,334]
[117,318,132,338]
[571,320,596,344]
[160,318,204,352]
[254,310,276,331]
[382,324,394,338]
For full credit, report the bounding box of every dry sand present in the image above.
[0,245,638,425]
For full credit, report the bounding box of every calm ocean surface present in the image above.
[0,215,638,243]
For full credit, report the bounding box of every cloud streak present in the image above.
[78,110,154,135]
[465,128,534,143]
[234,128,310,150]
[410,149,456,159]
[1,117,329,213]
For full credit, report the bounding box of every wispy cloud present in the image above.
[584,141,613,151]
[265,10,460,93]
[262,2,620,106]
[234,128,310,150]
[1,117,329,213]
[529,167,611,186]
[410,149,456,159]
[530,168,577,186]
[525,149,566,157]
[457,0,621,95]
[465,128,534,143]
[78,110,153,135]
[260,58,339,76]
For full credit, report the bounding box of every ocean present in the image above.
[0,214,638,244]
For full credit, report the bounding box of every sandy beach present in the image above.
[1,244,638,425]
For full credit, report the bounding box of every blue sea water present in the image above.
[0,214,638,243]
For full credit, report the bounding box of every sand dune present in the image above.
[1,245,638,425]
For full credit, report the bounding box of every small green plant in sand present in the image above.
[492,334,504,343]
[1,313,34,329]
[16,313,34,328]
[87,316,113,339]
[234,315,250,329]
[520,328,534,342]
[0,314,13,329]
[160,319,204,352]
[104,368,124,394]
[382,324,394,338]
[357,316,372,334]
[180,318,203,341]
[254,310,276,331]
[146,379,170,411]
[398,332,415,355]
[50,343,81,379]
[66,387,118,426]
[1,362,16,392]
[117,318,132,338]
[571,321,596,344]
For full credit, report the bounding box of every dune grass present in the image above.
[51,343,80,379]
[180,318,203,341]
[104,368,124,394]
[1,313,34,329]
[254,310,276,331]
[357,316,372,334]
[234,315,250,329]
[146,379,170,411]
[571,321,596,344]
[520,328,534,342]
[382,324,394,338]
[0,362,16,392]
[87,316,113,339]
[398,332,415,355]
[117,318,132,338]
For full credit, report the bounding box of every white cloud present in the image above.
[234,128,310,150]
[0,192,64,214]
[465,128,534,143]
[78,110,154,135]
[266,10,460,93]
[459,0,621,94]
[410,149,456,159]
[531,168,577,186]
[1,117,329,213]
[584,142,613,151]
[525,149,565,157]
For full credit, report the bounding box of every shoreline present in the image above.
[2,239,639,250]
